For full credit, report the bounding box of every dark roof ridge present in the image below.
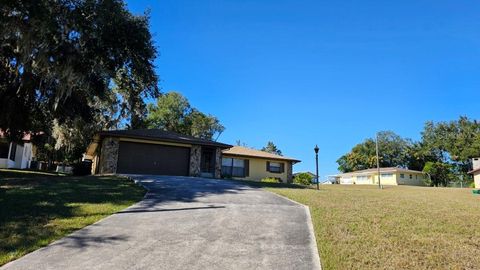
[98,129,232,148]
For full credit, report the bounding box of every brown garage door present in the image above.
[117,141,190,176]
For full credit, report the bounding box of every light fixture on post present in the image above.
[314,145,319,190]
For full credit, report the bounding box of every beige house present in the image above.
[85,129,232,177]
[469,157,480,188]
[85,129,301,182]
[335,167,426,186]
[221,146,300,183]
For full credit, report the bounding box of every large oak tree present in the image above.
[0,0,159,143]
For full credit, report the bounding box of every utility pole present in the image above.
[314,145,319,190]
[376,133,382,189]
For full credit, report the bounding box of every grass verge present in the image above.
[0,169,145,266]
[244,182,480,269]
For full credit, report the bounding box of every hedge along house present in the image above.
[220,146,301,183]
[334,167,427,186]
[85,129,232,177]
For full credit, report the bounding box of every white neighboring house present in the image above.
[469,157,480,188]
[334,167,426,186]
[0,132,34,169]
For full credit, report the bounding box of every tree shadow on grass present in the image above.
[0,175,144,265]
[0,173,304,265]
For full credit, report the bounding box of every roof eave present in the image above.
[222,152,301,163]
[468,168,480,174]
[97,132,232,149]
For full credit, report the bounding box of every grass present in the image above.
[3,172,478,269]
[256,184,480,270]
[0,169,145,266]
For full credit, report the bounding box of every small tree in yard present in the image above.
[423,161,454,187]
[294,173,313,185]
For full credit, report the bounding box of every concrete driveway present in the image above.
[2,176,321,270]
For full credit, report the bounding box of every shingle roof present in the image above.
[97,129,232,148]
[222,146,301,162]
[337,167,424,176]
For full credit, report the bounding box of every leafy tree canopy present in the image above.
[261,141,282,156]
[293,172,313,185]
[422,161,454,187]
[337,131,412,173]
[337,116,480,184]
[146,92,225,140]
[0,0,158,161]
[0,0,158,140]
[421,116,480,164]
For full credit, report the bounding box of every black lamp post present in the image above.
[314,145,319,190]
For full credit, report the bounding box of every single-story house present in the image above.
[0,131,34,169]
[221,146,301,183]
[334,167,426,186]
[85,129,232,177]
[468,157,480,188]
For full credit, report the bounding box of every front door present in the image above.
[200,147,215,177]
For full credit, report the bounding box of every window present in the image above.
[232,159,245,177]
[0,142,9,159]
[400,174,405,178]
[267,161,284,173]
[356,175,369,184]
[409,174,412,179]
[9,142,16,161]
[341,177,353,184]
[221,158,233,176]
[221,158,247,177]
[380,173,393,178]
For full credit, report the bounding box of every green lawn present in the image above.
[261,184,480,270]
[0,169,145,266]
[3,173,478,269]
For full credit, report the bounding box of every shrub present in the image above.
[294,173,313,185]
[470,181,476,188]
[72,162,92,176]
[261,177,281,183]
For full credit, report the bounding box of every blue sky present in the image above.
[126,0,480,177]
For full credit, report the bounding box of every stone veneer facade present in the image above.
[99,137,119,174]
[286,161,293,183]
[189,145,202,177]
[215,147,222,178]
